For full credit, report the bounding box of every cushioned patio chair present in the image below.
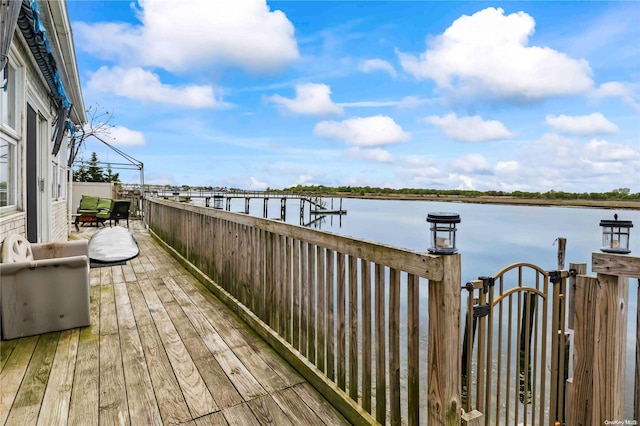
[95,198,115,226]
[101,199,131,227]
[75,195,111,230]
[0,234,90,340]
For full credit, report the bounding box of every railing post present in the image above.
[570,269,629,424]
[428,253,461,425]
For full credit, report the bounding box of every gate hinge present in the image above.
[549,270,568,284]
[473,304,490,318]
[478,276,495,293]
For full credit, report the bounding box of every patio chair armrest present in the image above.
[0,255,89,276]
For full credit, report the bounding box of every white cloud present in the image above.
[397,96,433,109]
[338,100,400,108]
[268,83,343,116]
[514,134,640,190]
[337,96,434,109]
[545,113,619,135]
[495,161,519,175]
[88,66,220,108]
[106,125,146,146]
[75,0,298,73]
[583,139,640,162]
[423,113,512,142]
[347,147,394,163]
[590,82,640,110]
[248,176,268,190]
[314,115,411,147]
[359,59,397,78]
[397,7,593,100]
[450,154,492,173]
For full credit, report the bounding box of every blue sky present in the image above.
[67,0,640,192]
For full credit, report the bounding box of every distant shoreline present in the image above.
[324,193,640,210]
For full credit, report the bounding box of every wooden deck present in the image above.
[0,221,347,425]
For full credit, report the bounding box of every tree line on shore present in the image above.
[130,181,640,202]
[278,185,639,201]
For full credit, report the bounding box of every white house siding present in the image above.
[0,213,26,243]
[51,200,68,242]
[0,1,84,247]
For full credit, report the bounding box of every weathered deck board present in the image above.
[99,333,129,425]
[68,285,100,426]
[271,386,328,426]
[116,283,163,426]
[222,402,261,426]
[137,278,218,418]
[5,332,59,425]
[0,338,18,372]
[293,382,348,426]
[37,328,79,426]
[0,336,39,425]
[182,336,245,409]
[247,394,295,426]
[0,221,346,425]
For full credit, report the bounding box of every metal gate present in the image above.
[461,263,569,425]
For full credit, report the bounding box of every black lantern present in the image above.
[426,212,460,254]
[600,214,633,254]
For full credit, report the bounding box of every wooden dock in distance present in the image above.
[0,221,347,426]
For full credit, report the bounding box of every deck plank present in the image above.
[162,276,232,356]
[68,285,100,426]
[116,282,163,426]
[99,333,130,425]
[222,403,261,426]
[5,332,59,426]
[112,265,125,284]
[100,266,112,286]
[122,262,137,282]
[194,411,229,426]
[0,336,39,425]
[271,386,327,426]
[136,323,192,425]
[182,336,244,409]
[99,284,119,335]
[0,338,18,372]
[137,278,218,418]
[248,394,295,426]
[37,328,80,426]
[129,279,192,425]
[294,382,349,426]
[232,344,290,393]
[90,267,100,287]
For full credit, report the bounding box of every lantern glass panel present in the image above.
[427,212,460,254]
[600,217,633,254]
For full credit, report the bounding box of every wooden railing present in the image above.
[568,252,640,425]
[145,198,464,425]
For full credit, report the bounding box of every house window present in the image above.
[0,136,16,209]
[51,159,67,200]
[1,61,19,132]
[1,58,21,211]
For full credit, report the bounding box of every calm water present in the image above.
[226,196,639,278]
[201,196,640,416]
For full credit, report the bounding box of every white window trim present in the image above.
[0,134,18,214]
[0,50,25,215]
[0,48,25,140]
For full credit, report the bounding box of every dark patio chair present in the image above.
[107,200,131,227]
